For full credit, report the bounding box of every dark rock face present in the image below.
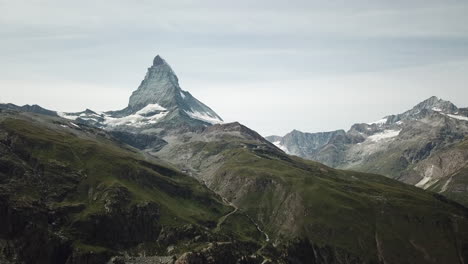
[73,201,162,248]
[153,55,166,66]
[0,197,73,264]
[109,131,167,150]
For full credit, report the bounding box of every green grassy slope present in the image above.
[160,123,468,264]
[0,112,261,263]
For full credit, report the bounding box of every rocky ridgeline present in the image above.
[267,96,468,206]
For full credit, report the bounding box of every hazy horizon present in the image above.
[1,0,468,136]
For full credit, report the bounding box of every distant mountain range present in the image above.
[2,56,468,264]
[267,96,468,206]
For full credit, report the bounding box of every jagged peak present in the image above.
[153,54,169,67]
[152,55,166,66]
[412,96,457,113]
[123,54,223,126]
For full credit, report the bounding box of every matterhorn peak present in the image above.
[57,54,223,129]
[152,55,166,66]
[126,54,222,124]
[128,55,181,111]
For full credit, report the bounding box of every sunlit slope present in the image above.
[158,122,468,264]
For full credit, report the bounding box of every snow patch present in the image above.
[432,107,442,112]
[104,111,168,127]
[136,104,167,115]
[58,112,79,120]
[367,129,401,142]
[273,141,290,153]
[184,110,222,124]
[180,91,186,99]
[446,114,468,121]
[70,122,80,128]
[415,176,432,188]
[415,165,437,189]
[367,118,387,125]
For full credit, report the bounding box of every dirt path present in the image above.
[214,197,239,232]
[198,178,272,263]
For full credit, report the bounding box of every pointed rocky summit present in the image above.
[58,55,223,130]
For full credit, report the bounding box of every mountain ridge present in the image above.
[267,96,468,206]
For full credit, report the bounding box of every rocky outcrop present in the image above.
[109,131,167,151]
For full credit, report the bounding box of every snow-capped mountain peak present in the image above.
[57,55,223,130]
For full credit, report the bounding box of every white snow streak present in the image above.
[136,103,167,115]
[439,176,453,193]
[367,129,401,142]
[184,110,222,124]
[446,114,468,121]
[57,112,79,120]
[367,118,387,125]
[104,111,168,127]
[415,165,436,189]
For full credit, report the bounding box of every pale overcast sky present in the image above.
[1,0,468,136]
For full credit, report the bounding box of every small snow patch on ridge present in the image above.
[58,112,79,120]
[367,118,387,125]
[184,110,222,124]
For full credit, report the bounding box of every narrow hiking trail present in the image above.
[214,197,239,232]
[198,178,272,263]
